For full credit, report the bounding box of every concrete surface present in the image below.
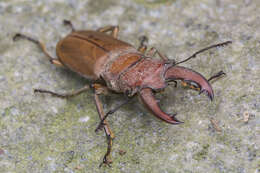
[0,0,259,172]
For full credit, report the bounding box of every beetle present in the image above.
[13,20,231,167]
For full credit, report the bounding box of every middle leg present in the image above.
[93,84,115,167]
[34,85,90,98]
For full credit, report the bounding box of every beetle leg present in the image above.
[175,41,232,65]
[147,47,175,64]
[136,35,173,63]
[137,35,148,53]
[93,84,115,167]
[95,96,132,132]
[34,85,90,98]
[97,26,119,38]
[63,19,76,32]
[13,33,64,67]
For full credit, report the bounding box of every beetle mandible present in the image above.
[13,20,231,167]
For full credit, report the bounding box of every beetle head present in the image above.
[138,65,214,124]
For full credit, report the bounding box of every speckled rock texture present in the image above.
[0,0,259,172]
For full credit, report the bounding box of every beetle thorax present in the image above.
[103,56,169,96]
[119,58,168,95]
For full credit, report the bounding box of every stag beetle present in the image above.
[13,20,231,166]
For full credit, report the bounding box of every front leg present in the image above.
[92,84,115,167]
[147,47,176,65]
[137,36,175,64]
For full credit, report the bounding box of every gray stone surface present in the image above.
[0,0,259,172]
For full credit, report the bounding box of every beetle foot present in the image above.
[95,122,105,133]
[12,33,39,44]
[137,35,148,53]
[138,35,148,45]
[13,33,21,41]
[99,155,112,168]
[13,33,27,42]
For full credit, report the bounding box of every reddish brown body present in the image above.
[56,30,214,124]
[14,22,230,166]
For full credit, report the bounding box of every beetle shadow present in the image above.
[54,67,92,88]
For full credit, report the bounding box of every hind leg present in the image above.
[13,33,64,67]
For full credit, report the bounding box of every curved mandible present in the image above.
[139,88,183,124]
[165,66,214,100]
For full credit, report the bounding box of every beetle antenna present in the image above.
[175,41,232,65]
